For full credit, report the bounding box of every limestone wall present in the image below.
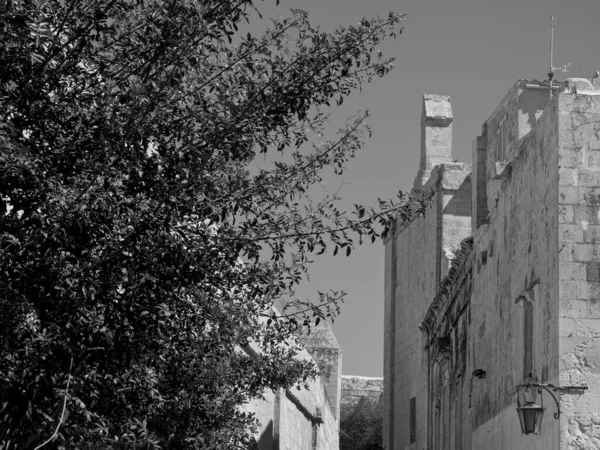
[242,322,341,450]
[421,237,473,450]
[383,92,472,450]
[384,202,438,450]
[556,79,600,449]
[469,82,561,450]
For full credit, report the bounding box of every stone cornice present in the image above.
[420,236,474,338]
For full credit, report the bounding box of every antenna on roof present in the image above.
[548,16,570,99]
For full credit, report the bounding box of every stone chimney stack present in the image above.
[414,94,453,188]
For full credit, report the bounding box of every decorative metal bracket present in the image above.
[516,382,588,420]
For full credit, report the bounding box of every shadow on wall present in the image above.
[443,176,472,217]
[519,85,550,135]
[255,419,273,450]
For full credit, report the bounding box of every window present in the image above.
[312,407,321,449]
[516,288,536,381]
[497,115,508,160]
[475,128,489,226]
[523,300,534,379]
[410,397,416,444]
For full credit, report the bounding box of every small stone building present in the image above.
[340,375,383,417]
[384,78,600,450]
[243,321,342,450]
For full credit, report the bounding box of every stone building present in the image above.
[384,78,600,450]
[244,321,342,450]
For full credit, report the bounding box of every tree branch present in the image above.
[33,357,73,450]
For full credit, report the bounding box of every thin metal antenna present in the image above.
[548,16,570,100]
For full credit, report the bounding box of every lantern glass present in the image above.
[517,402,544,435]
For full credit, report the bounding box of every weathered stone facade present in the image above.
[243,322,341,450]
[384,78,600,450]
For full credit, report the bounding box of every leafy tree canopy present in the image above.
[0,0,421,447]
[340,396,383,450]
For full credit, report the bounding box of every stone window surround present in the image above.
[515,283,539,383]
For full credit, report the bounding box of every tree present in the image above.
[0,0,421,447]
[340,396,383,450]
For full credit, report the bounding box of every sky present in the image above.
[250,0,600,377]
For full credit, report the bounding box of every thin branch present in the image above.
[241,198,409,243]
[33,357,73,450]
[198,112,368,223]
[268,296,342,319]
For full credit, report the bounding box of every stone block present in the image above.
[559,111,575,148]
[559,223,584,243]
[560,279,580,298]
[560,262,587,281]
[574,123,600,146]
[583,225,600,243]
[587,264,600,282]
[560,186,582,205]
[573,112,600,128]
[560,317,578,337]
[588,149,600,171]
[560,335,590,354]
[591,299,600,318]
[562,78,595,94]
[575,206,600,224]
[583,190,600,206]
[560,167,578,186]
[424,142,452,156]
[573,318,600,337]
[559,205,575,223]
[561,299,588,318]
[579,281,600,300]
[579,169,600,188]
[559,147,584,168]
[574,244,600,262]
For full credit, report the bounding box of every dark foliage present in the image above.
[0,0,421,447]
[340,396,383,450]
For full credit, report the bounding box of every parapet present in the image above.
[561,77,600,95]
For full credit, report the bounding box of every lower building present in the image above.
[243,322,342,450]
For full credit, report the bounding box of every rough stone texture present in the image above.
[469,80,560,450]
[383,93,472,449]
[421,237,473,450]
[242,323,341,450]
[557,90,600,449]
[384,79,600,450]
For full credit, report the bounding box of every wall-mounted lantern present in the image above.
[515,383,587,435]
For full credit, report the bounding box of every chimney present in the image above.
[414,94,453,188]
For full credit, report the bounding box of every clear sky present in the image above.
[252,0,600,377]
